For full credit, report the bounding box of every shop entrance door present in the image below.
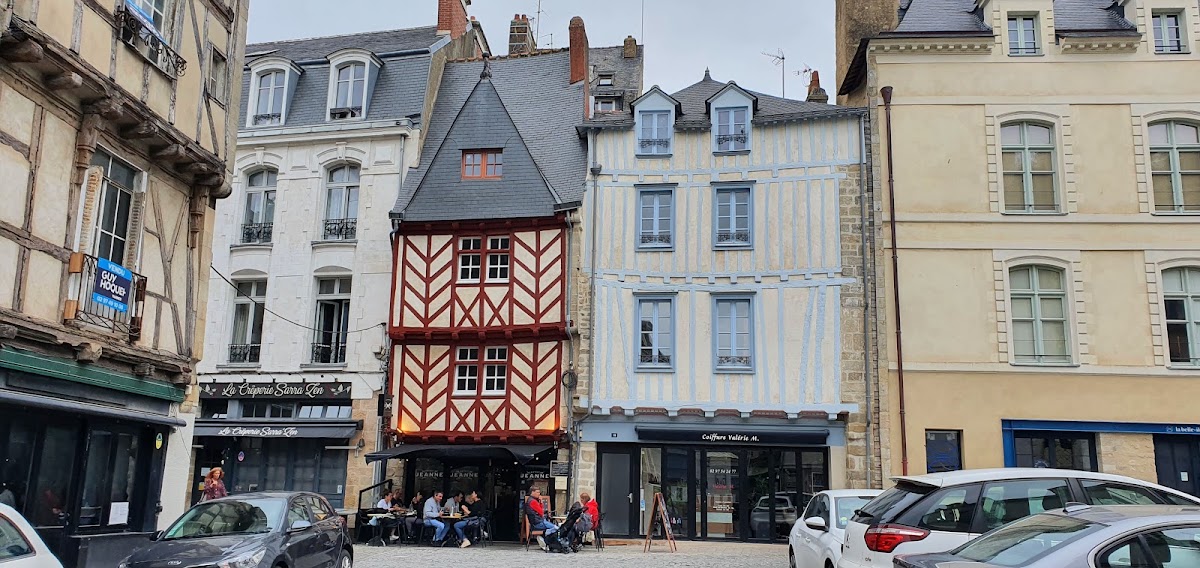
[1154,435,1200,496]
[488,462,521,542]
[190,443,227,505]
[598,448,637,537]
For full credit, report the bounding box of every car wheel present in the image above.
[337,549,351,568]
[789,547,797,568]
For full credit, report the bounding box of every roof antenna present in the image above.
[763,48,786,98]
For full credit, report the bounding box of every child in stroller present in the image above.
[545,502,586,553]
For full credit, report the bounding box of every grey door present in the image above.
[599,449,634,536]
[1155,435,1199,496]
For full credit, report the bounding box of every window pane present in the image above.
[1029,151,1054,172]
[1165,298,1187,321]
[1180,151,1200,171]
[1026,124,1052,145]
[979,479,1070,532]
[1150,123,1171,146]
[1004,175,1027,209]
[1177,123,1200,144]
[1013,321,1036,356]
[1001,125,1021,146]
[1183,174,1200,209]
[1163,269,1186,294]
[1167,323,1192,363]
[1041,321,1068,355]
[80,431,112,527]
[1150,151,1173,173]
[913,487,975,533]
[108,433,138,521]
[1002,151,1024,172]
[1011,297,1034,319]
[1010,268,1032,290]
[1039,297,1065,319]
[1030,174,1056,209]
[1037,267,1063,290]
[1081,480,1160,506]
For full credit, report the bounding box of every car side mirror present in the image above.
[804,516,828,531]
[151,530,164,541]
[289,520,313,532]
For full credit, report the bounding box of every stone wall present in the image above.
[1098,433,1158,483]
[344,396,381,512]
[835,0,897,105]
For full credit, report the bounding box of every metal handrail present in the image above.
[65,252,146,341]
[115,6,187,77]
[323,218,357,241]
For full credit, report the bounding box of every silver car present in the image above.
[894,505,1200,568]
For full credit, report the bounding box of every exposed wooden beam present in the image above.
[193,173,224,187]
[181,161,217,175]
[151,144,187,162]
[121,121,158,139]
[0,39,44,63]
[82,97,124,120]
[45,72,83,91]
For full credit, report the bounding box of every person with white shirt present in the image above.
[423,491,449,544]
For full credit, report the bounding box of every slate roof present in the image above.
[238,27,443,130]
[589,45,644,102]
[392,50,589,222]
[1053,0,1137,33]
[889,0,1136,35]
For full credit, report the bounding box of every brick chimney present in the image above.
[623,35,637,58]
[508,14,537,55]
[806,70,829,104]
[438,0,470,39]
[569,16,589,84]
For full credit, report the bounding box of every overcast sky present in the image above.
[246,0,834,97]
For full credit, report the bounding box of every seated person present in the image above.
[444,490,464,515]
[578,492,598,541]
[372,490,402,542]
[404,491,424,538]
[423,491,450,544]
[455,490,488,548]
[524,486,557,551]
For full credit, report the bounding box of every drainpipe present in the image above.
[858,113,875,487]
[569,129,603,499]
[880,86,909,475]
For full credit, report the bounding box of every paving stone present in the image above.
[351,540,789,568]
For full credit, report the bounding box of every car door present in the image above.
[283,497,318,568]
[794,495,824,567]
[811,496,840,564]
[1096,524,1200,568]
[305,495,340,566]
[973,478,1071,536]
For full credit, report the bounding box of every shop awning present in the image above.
[194,420,361,439]
[0,388,186,427]
[364,444,553,464]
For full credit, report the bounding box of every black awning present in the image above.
[635,426,829,446]
[0,388,185,427]
[194,420,360,439]
[365,444,553,464]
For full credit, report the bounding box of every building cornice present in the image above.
[1059,36,1140,53]
[236,120,416,145]
[869,39,994,55]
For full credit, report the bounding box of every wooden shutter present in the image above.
[123,186,147,270]
[75,165,104,253]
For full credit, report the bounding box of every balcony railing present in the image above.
[717,355,752,367]
[228,344,261,364]
[329,107,363,120]
[323,218,357,241]
[64,252,146,341]
[252,113,281,126]
[115,4,187,77]
[639,352,672,366]
[715,133,749,146]
[716,230,751,245]
[639,233,672,246]
[241,223,273,244]
[311,342,347,365]
[638,138,671,149]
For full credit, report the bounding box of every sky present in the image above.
[245,0,835,97]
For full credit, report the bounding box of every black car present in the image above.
[120,492,352,568]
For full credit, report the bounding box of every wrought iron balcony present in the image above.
[241,223,273,244]
[323,218,357,241]
[638,138,671,149]
[115,5,187,77]
[716,230,751,245]
[311,342,347,364]
[253,113,281,126]
[715,133,749,146]
[717,355,752,367]
[329,106,363,120]
[228,344,261,364]
[64,252,147,341]
[639,352,672,365]
[639,233,672,246]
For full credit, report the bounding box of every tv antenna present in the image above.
[762,48,786,98]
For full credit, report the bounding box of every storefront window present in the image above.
[413,459,443,499]
[704,451,738,539]
[319,448,346,496]
[449,466,481,497]
[1014,432,1097,471]
[0,421,36,513]
[79,431,111,527]
[31,425,77,527]
[79,431,140,528]
[662,448,689,538]
[746,450,772,540]
[639,448,661,535]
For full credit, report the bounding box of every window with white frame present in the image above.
[252,70,286,126]
[638,188,673,249]
[1001,121,1058,213]
[714,297,753,370]
[1163,267,1200,366]
[330,63,366,119]
[90,150,141,264]
[323,165,359,240]
[637,298,673,368]
[638,110,671,155]
[1149,120,1200,213]
[458,238,482,282]
[714,187,752,248]
[312,277,351,364]
[1152,12,1186,54]
[229,280,266,364]
[1007,15,1040,55]
[454,347,480,395]
[597,73,614,87]
[208,47,228,103]
[1009,265,1070,364]
[715,107,749,152]
[483,347,508,394]
[130,0,168,34]
[242,169,276,244]
[486,236,510,282]
[594,97,618,113]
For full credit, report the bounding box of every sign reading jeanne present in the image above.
[199,381,353,400]
[92,258,133,313]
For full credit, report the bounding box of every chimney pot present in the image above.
[806,70,829,104]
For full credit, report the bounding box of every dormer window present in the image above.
[594,97,619,113]
[330,63,366,120]
[253,70,285,126]
[1007,15,1041,56]
[462,150,502,179]
[715,107,749,152]
[598,73,614,87]
[638,110,671,156]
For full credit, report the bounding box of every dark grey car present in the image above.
[894,505,1200,568]
[119,492,352,568]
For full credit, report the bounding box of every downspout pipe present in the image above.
[858,113,875,487]
[570,129,603,499]
[880,86,909,475]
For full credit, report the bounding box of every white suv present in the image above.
[837,468,1200,568]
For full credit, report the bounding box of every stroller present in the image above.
[546,502,586,554]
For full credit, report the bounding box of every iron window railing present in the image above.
[253,113,281,126]
[311,342,347,364]
[329,106,363,120]
[715,231,751,245]
[241,223,273,244]
[322,218,357,241]
[639,138,671,149]
[228,344,261,364]
[115,5,186,77]
[715,133,749,146]
[639,233,672,246]
[65,252,146,341]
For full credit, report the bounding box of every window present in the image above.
[242,170,276,244]
[637,188,673,249]
[483,347,507,395]
[486,236,510,282]
[130,0,167,32]
[1099,526,1200,568]
[78,430,140,528]
[1081,480,1162,506]
[1013,431,1097,470]
[0,515,32,560]
[323,165,359,240]
[230,280,266,364]
[201,399,228,418]
[597,73,614,87]
[208,47,228,103]
[287,499,310,527]
[715,107,749,152]
[455,347,479,395]
[1163,267,1200,366]
[458,238,482,282]
[90,150,141,264]
[1009,265,1070,364]
[714,187,752,248]
[312,277,351,364]
[925,430,963,473]
[978,478,1070,532]
[1007,15,1040,55]
[297,405,351,419]
[637,298,673,369]
[911,486,977,533]
[1001,122,1058,212]
[462,150,502,179]
[638,110,671,155]
[241,401,294,419]
[715,297,753,371]
[330,63,366,119]
[1150,121,1200,213]
[1153,12,1187,54]
[253,70,286,126]
[594,97,618,113]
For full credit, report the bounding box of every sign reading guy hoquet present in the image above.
[92,258,133,313]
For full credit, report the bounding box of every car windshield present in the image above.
[163,498,285,540]
[952,513,1105,567]
[836,496,876,529]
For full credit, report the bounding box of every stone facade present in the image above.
[1098,433,1158,483]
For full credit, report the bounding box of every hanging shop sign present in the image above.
[92,258,133,313]
[199,381,352,400]
[549,460,570,477]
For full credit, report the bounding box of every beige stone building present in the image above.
[839,0,1200,492]
[0,0,247,566]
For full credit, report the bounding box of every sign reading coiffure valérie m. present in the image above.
[199,381,352,400]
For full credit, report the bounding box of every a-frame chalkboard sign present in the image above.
[642,492,678,553]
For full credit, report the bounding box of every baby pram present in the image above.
[546,502,586,554]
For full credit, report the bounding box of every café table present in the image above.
[367,513,396,547]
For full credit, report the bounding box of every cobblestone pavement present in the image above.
[352,540,790,568]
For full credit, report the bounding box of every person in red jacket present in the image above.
[581,491,599,528]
